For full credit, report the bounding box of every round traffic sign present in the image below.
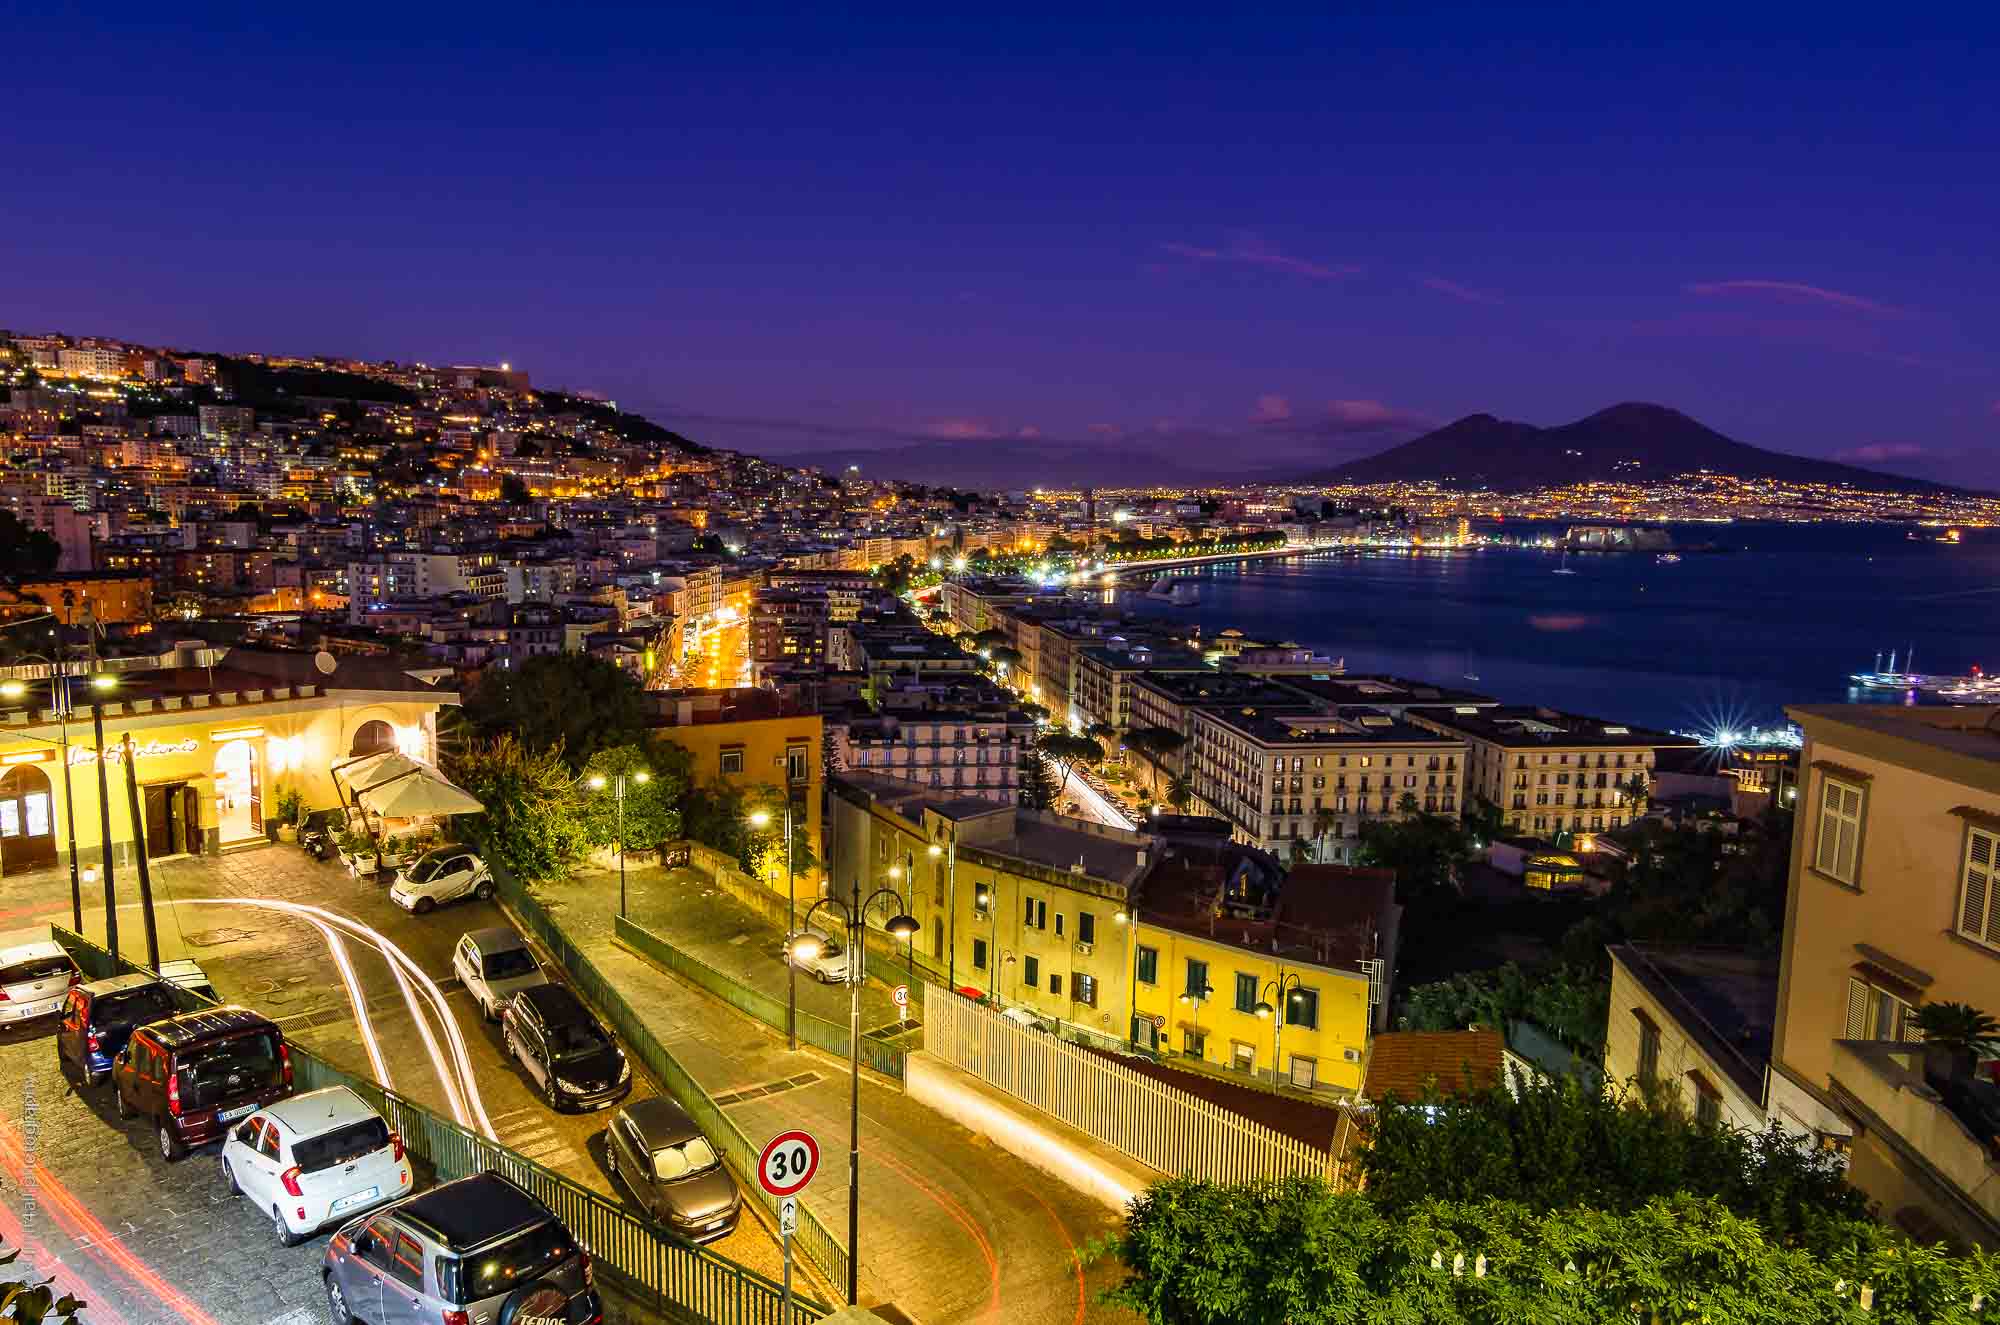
[758,1129,820,1197]
[892,984,909,1008]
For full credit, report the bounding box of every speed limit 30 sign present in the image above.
[758,1129,820,1197]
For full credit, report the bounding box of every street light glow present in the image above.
[634,770,650,784]
[748,809,772,828]
[0,681,22,699]
[91,675,116,691]
[927,843,943,858]
[788,933,823,961]
[588,774,607,789]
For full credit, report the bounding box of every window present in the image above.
[387,1231,426,1289]
[1078,911,1095,945]
[1813,776,1864,883]
[1956,826,2000,951]
[1289,1055,1317,1089]
[1288,987,1319,1030]
[1184,957,1210,999]
[1024,955,1040,988]
[1690,1073,1722,1128]
[1050,973,1063,997]
[1234,972,1259,1014]
[1036,899,1047,929]
[1182,1029,1207,1059]
[1231,1041,1255,1073]
[1845,976,1919,1041]
[786,746,809,783]
[973,938,988,971]
[1136,945,1158,986]
[257,1123,283,1160]
[1054,912,1065,938]
[1076,973,1097,1007]
[1634,1009,1661,1084]
[719,748,745,775]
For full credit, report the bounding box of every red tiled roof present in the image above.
[1362,1029,1504,1101]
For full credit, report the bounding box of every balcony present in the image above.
[1829,1039,2000,1242]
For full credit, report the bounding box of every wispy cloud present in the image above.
[1835,442,1928,463]
[1421,276,1503,306]
[1686,279,1902,317]
[1159,235,1360,281]
[1250,394,1294,423]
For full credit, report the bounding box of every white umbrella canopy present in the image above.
[355,767,484,818]
[333,750,428,793]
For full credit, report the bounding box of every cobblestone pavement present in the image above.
[529,865,1135,1325]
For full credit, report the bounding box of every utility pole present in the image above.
[120,734,161,971]
[90,684,117,960]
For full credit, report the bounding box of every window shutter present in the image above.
[1845,977,1871,1039]
[1962,828,1996,946]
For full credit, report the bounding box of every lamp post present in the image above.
[894,852,917,989]
[974,880,996,999]
[748,802,797,1051]
[88,674,118,960]
[1252,971,1305,1090]
[584,768,649,919]
[788,886,918,1306]
[1,657,83,932]
[1177,976,1215,1061]
[928,837,956,994]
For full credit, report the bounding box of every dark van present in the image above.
[111,1006,294,1162]
[55,974,181,1086]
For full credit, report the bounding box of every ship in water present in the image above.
[1850,649,1996,698]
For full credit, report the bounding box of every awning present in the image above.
[355,767,484,818]
[331,751,427,794]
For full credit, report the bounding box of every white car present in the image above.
[221,1086,411,1246]
[0,939,80,1024]
[786,927,858,984]
[452,927,549,1021]
[387,847,494,914]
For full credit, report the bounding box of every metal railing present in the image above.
[50,926,829,1325]
[496,879,854,1295]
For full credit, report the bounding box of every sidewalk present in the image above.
[525,864,1133,1325]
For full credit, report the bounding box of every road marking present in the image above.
[261,1311,318,1325]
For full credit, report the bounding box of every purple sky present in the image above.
[8,5,1998,486]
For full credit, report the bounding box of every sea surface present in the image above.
[1119,522,2000,734]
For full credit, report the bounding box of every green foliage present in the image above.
[0,1239,85,1322]
[1099,1177,1996,1325]
[444,734,588,881]
[272,785,307,828]
[742,784,822,882]
[1038,731,1103,797]
[1165,773,1193,812]
[577,743,685,851]
[462,652,648,768]
[1908,1001,2000,1055]
[1017,743,1059,810]
[1122,726,1186,760]
[1356,792,1476,902]
[1397,962,1610,1057]
[0,510,60,576]
[1358,1074,1871,1252]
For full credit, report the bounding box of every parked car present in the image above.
[321,1170,603,1325]
[0,939,80,1024]
[388,847,494,914]
[222,1086,411,1246]
[159,957,219,1005]
[452,927,548,1021]
[500,985,631,1112]
[1000,1006,1051,1034]
[55,973,178,1085]
[785,926,857,984]
[602,1098,741,1243]
[111,1006,294,1161]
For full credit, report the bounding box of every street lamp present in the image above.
[1,657,84,932]
[1252,972,1306,1090]
[748,802,798,1051]
[789,886,918,1306]
[1178,976,1215,1060]
[928,838,957,994]
[87,673,119,960]
[583,768,648,918]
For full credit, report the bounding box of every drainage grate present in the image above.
[712,1071,823,1108]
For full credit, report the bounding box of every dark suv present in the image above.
[501,985,631,1112]
[111,1006,293,1161]
[55,974,180,1086]
[322,1170,603,1325]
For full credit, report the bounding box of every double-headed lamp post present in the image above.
[748,803,797,1050]
[1,664,84,932]
[585,768,649,918]
[927,838,955,993]
[788,887,918,1307]
[1252,972,1306,1089]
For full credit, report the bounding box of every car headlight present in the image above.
[557,1077,586,1094]
[617,1060,630,1084]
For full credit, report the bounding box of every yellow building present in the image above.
[0,645,457,874]
[648,688,823,895]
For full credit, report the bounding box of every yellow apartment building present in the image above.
[648,688,823,895]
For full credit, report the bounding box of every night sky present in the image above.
[10,5,1997,486]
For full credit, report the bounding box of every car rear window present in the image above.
[179,1031,283,1108]
[93,987,179,1028]
[0,955,74,984]
[439,1219,575,1305]
[292,1117,391,1173]
[482,949,537,981]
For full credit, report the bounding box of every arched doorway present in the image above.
[213,739,263,843]
[0,763,57,876]
[351,721,396,758]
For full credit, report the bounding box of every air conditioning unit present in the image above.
[1075,941,1093,956]
[1342,1047,1361,1063]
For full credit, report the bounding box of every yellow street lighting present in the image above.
[748,809,772,829]
[787,933,823,961]
[886,865,902,880]
[0,681,24,699]
[91,675,117,691]
[588,774,607,790]
[926,844,943,858]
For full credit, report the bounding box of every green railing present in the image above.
[496,877,854,1296]
[615,914,908,1082]
[50,926,829,1325]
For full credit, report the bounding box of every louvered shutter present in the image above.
[1845,977,1871,1039]
[1962,828,1996,947]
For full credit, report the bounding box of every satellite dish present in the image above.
[314,650,337,675]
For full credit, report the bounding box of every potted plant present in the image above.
[1911,1001,2000,1087]
[272,788,306,844]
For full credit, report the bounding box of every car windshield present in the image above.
[482,949,537,980]
[291,1117,391,1173]
[93,987,178,1028]
[179,1031,283,1108]
[651,1137,718,1180]
[440,1219,575,1305]
[410,853,457,883]
[548,1021,610,1061]
[0,955,73,984]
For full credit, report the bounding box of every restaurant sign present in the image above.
[67,738,199,767]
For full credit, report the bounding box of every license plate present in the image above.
[330,1187,380,1212]
[219,1104,256,1123]
[706,1218,726,1229]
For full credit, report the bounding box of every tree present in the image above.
[1396,961,1611,1057]
[0,511,60,576]
[1122,727,1185,762]
[1463,793,1505,844]
[499,472,531,503]
[1018,743,1059,810]
[0,1238,85,1322]
[578,743,685,853]
[1355,793,1475,903]
[1084,720,1117,749]
[1038,731,1102,800]
[463,653,648,768]
[742,784,823,882]
[445,734,588,881]
[1165,774,1193,813]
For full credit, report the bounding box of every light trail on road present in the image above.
[308,914,393,1091]
[1063,773,1137,830]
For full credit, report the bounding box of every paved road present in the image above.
[531,864,1135,1325]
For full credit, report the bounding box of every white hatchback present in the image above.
[221,1086,411,1246]
[0,940,80,1024]
[387,847,494,914]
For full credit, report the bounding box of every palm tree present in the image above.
[1310,805,1340,862]
[1166,774,1194,813]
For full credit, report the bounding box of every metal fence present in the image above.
[615,914,907,1082]
[496,878,853,1295]
[925,983,1334,1187]
[50,926,829,1325]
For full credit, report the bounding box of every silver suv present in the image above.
[321,1170,602,1325]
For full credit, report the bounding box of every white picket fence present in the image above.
[924,986,1334,1186]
